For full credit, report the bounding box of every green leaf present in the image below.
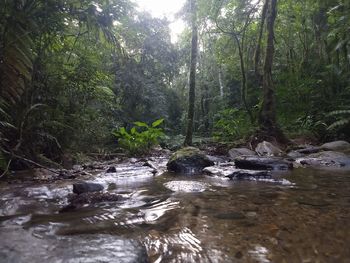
[134,121,149,128]
[151,118,164,128]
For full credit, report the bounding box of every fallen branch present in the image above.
[2,150,60,175]
[0,159,12,178]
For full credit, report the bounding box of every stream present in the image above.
[0,156,350,262]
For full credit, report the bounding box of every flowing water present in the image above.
[0,158,350,263]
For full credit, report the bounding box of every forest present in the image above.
[1,0,349,170]
[0,0,350,262]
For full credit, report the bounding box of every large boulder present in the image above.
[167,147,214,174]
[321,141,350,153]
[234,156,293,171]
[228,148,256,159]
[295,151,350,168]
[255,141,284,156]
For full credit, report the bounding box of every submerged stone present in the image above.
[167,147,214,174]
[60,192,123,212]
[73,182,104,195]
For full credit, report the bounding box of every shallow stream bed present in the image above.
[0,158,350,262]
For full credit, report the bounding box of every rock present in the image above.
[287,151,305,159]
[296,146,322,154]
[228,148,256,159]
[295,151,350,168]
[106,166,117,173]
[203,166,270,179]
[207,155,229,164]
[255,141,283,156]
[60,192,123,212]
[142,161,157,170]
[226,169,270,179]
[72,182,104,195]
[321,141,350,153]
[203,166,236,177]
[287,146,322,159]
[167,147,214,174]
[235,156,293,170]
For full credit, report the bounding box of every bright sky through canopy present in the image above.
[132,0,186,43]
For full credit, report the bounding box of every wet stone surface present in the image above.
[234,156,293,170]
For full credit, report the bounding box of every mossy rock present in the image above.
[167,147,214,174]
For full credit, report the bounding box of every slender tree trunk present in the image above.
[184,0,198,146]
[258,0,288,143]
[233,34,253,123]
[254,0,268,86]
[218,68,224,98]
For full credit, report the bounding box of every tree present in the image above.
[184,0,198,146]
[258,0,288,143]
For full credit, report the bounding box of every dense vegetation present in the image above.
[1,0,349,172]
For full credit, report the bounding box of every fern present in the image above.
[0,2,36,104]
[327,109,350,130]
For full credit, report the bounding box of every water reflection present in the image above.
[0,166,350,262]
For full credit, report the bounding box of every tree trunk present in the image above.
[184,0,198,146]
[254,0,268,86]
[233,34,254,124]
[258,0,288,143]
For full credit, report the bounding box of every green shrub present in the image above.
[213,108,253,142]
[112,119,165,155]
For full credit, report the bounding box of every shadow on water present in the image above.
[1,160,350,262]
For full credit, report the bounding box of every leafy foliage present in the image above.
[112,119,165,155]
[213,109,253,142]
[328,109,350,132]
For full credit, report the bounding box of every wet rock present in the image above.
[235,156,293,170]
[287,151,305,159]
[228,148,256,159]
[255,141,284,156]
[203,166,236,177]
[167,147,214,174]
[129,158,138,163]
[226,169,270,179]
[203,166,270,179]
[59,170,76,179]
[106,166,117,173]
[321,141,350,153]
[142,160,157,171]
[287,146,322,159]
[296,146,322,154]
[60,192,123,212]
[72,182,104,195]
[295,151,350,168]
[207,155,229,164]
